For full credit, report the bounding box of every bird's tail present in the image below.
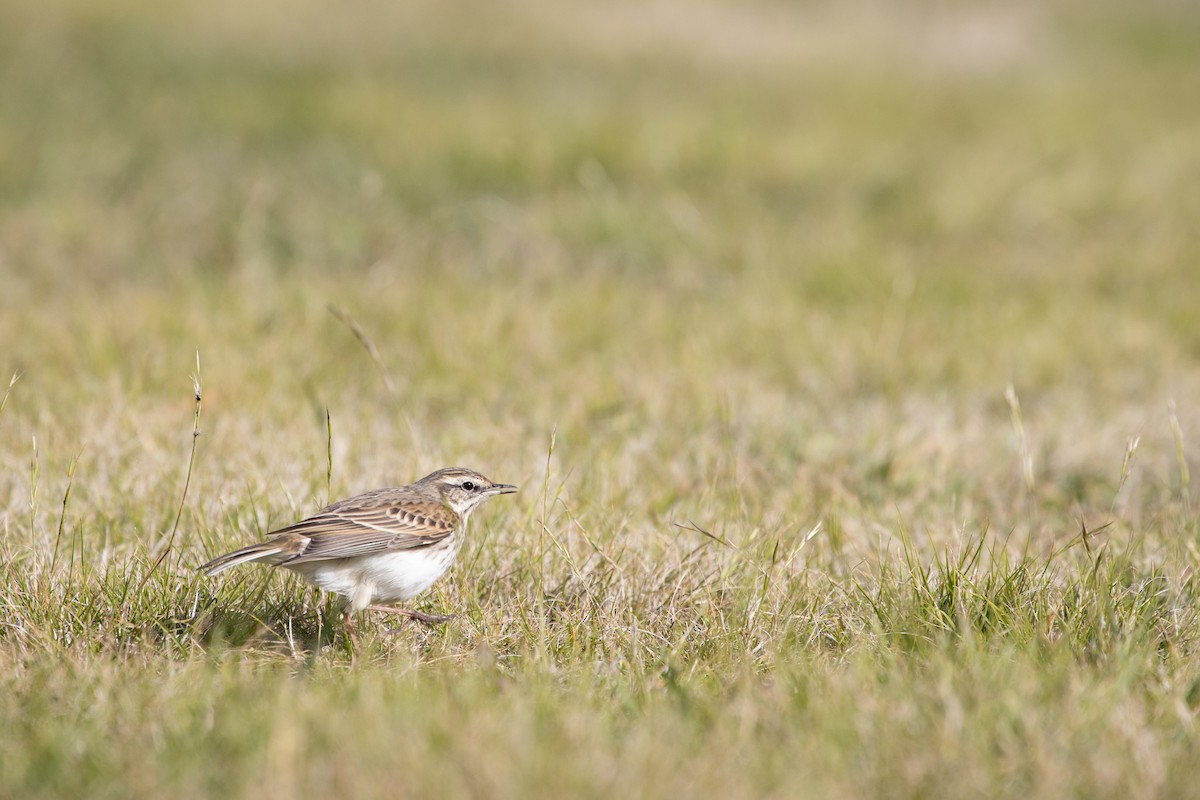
[198,541,288,576]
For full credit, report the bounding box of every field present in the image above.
[3,0,1200,796]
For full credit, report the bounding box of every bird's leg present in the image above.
[366,604,456,628]
[341,606,361,651]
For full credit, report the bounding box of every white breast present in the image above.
[287,536,459,610]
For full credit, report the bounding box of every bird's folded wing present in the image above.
[269,499,458,563]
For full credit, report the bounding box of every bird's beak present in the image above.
[490,483,519,495]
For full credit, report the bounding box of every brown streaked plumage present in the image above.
[200,467,517,627]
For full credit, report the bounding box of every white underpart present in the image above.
[288,533,460,611]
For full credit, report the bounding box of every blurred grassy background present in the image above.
[2,0,1200,797]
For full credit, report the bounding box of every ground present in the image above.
[2,0,1200,797]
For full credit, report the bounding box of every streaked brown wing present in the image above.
[268,493,458,564]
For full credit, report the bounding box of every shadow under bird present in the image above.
[199,467,517,626]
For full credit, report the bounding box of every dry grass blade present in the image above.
[49,451,82,574]
[328,304,397,394]
[0,371,19,422]
[674,519,734,548]
[140,353,204,589]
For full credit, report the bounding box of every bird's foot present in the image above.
[404,610,457,626]
[366,604,456,630]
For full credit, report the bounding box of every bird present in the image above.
[199,467,517,627]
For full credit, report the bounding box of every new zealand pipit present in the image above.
[199,467,516,626]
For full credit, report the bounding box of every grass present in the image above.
[3,0,1200,796]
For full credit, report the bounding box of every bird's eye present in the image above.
[462,481,476,491]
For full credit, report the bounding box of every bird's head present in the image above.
[420,467,518,518]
